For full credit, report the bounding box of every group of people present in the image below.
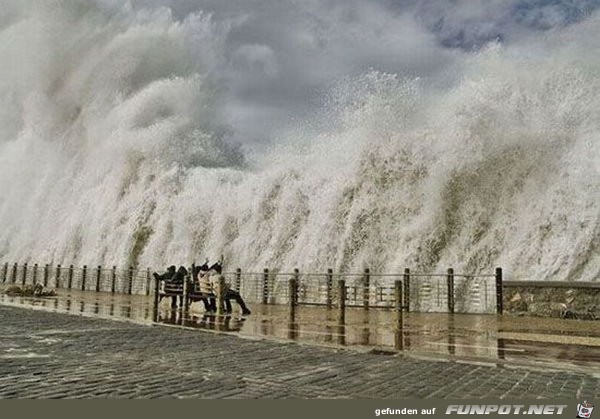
[153,258,251,316]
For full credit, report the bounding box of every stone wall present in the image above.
[503,282,599,320]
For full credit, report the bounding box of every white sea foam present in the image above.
[0,1,598,281]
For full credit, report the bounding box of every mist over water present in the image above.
[0,1,598,281]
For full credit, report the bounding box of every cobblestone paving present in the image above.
[0,305,598,399]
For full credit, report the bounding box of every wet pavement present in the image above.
[1,289,599,375]
[1,304,599,398]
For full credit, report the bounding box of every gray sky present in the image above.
[78,0,600,143]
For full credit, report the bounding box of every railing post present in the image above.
[21,263,28,286]
[235,268,241,292]
[326,268,333,308]
[145,268,151,296]
[2,262,8,283]
[290,269,299,307]
[395,280,403,326]
[216,275,226,315]
[153,275,160,322]
[447,268,455,314]
[495,267,503,315]
[128,266,134,295]
[11,263,17,283]
[32,263,38,285]
[68,265,73,289]
[294,269,300,305]
[262,268,269,305]
[111,266,116,293]
[81,265,87,291]
[43,264,49,287]
[287,303,298,340]
[183,274,191,313]
[95,266,101,292]
[55,265,61,288]
[337,279,346,321]
[395,280,403,311]
[363,268,370,310]
[288,277,295,309]
[191,263,196,284]
[403,268,410,312]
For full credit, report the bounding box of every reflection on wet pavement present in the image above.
[1,289,599,373]
[0,290,153,325]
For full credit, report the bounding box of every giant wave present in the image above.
[0,1,598,281]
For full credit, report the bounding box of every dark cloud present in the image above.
[409,0,600,49]
[100,0,600,143]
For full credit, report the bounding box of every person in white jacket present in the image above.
[194,260,217,312]
[195,258,251,315]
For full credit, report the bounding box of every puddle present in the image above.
[1,289,599,372]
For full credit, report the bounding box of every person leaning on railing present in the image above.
[197,258,251,316]
[194,260,217,312]
[222,280,251,316]
[152,265,178,307]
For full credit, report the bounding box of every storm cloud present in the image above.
[86,0,600,145]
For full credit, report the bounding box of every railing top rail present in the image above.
[220,271,496,278]
[1,262,497,280]
[503,280,600,289]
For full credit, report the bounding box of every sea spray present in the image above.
[0,1,598,282]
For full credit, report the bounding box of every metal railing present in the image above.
[0,262,502,314]
[0,263,155,297]
[219,268,499,314]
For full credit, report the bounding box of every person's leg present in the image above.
[208,296,217,312]
[227,290,251,315]
[224,296,232,313]
[200,296,212,312]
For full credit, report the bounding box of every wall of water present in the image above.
[0,1,598,281]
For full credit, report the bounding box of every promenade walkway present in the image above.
[0,295,599,398]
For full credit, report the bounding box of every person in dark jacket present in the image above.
[174,266,188,283]
[210,259,251,315]
[153,265,179,308]
[152,265,176,282]
[223,286,251,315]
